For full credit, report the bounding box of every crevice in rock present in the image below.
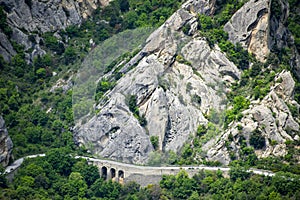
[137,87,157,107]
[162,115,172,151]
[108,126,120,134]
[246,8,268,32]
[219,69,240,80]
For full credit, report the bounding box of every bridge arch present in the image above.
[118,170,124,184]
[101,166,107,180]
[110,168,116,180]
[118,170,124,179]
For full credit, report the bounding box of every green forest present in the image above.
[1,0,300,199]
[1,150,300,199]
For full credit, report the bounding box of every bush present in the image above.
[95,79,116,101]
[225,96,250,127]
[229,166,251,181]
[196,124,207,137]
[150,136,159,150]
[64,47,77,64]
[36,68,47,78]
[43,33,65,54]
[126,95,147,127]
[148,151,162,166]
[249,129,266,150]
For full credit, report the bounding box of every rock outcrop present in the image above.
[0,116,13,167]
[224,0,270,62]
[0,30,16,62]
[75,0,240,164]
[224,0,290,62]
[0,0,111,61]
[207,71,300,164]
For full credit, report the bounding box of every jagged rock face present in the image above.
[204,0,300,165]
[0,116,13,167]
[224,0,270,62]
[268,0,290,51]
[207,71,300,164]
[0,30,16,62]
[224,0,292,62]
[75,0,241,164]
[0,0,111,61]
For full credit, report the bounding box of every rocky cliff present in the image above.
[224,0,300,79]
[75,0,241,164]
[75,0,300,165]
[224,0,270,62]
[207,70,300,164]
[224,0,290,62]
[207,0,300,164]
[0,116,13,167]
[0,0,111,61]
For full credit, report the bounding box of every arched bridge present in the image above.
[4,154,275,187]
[99,164,125,184]
[76,156,275,186]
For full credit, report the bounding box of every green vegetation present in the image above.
[127,95,147,127]
[198,12,251,70]
[160,168,300,199]
[0,6,12,37]
[150,136,159,150]
[0,56,74,158]
[175,0,300,173]
[176,121,223,166]
[0,0,184,158]
[1,0,300,198]
[2,156,300,199]
[176,54,192,66]
[95,78,116,102]
[287,0,300,53]
[225,96,250,127]
[0,148,161,199]
[196,124,207,137]
[250,129,266,150]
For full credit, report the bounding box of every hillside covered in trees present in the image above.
[0,0,300,199]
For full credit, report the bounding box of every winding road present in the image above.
[4,154,275,178]
[4,154,45,174]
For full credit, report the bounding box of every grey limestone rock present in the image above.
[0,31,16,62]
[0,116,13,167]
[75,0,241,164]
[0,0,111,61]
[207,71,300,164]
[224,0,270,62]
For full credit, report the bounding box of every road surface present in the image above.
[3,153,275,177]
[3,154,45,174]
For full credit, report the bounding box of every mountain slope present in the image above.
[75,0,300,166]
[74,0,237,164]
[0,0,111,61]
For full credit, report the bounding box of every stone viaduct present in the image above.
[5,155,275,187]
[78,156,275,186]
[78,156,233,186]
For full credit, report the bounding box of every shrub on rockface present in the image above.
[250,129,266,150]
